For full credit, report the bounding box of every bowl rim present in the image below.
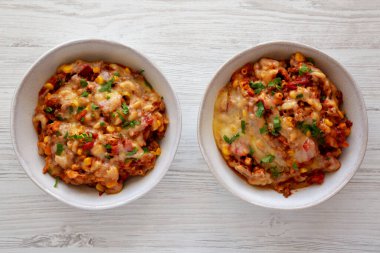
[197,40,368,210]
[11,38,182,210]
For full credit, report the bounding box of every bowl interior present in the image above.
[198,41,367,209]
[12,40,181,210]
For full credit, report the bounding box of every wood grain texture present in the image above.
[1,0,380,252]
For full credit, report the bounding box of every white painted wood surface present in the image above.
[1,0,379,252]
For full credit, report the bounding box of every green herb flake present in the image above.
[122,120,141,129]
[104,144,112,150]
[56,115,64,121]
[143,147,149,153]
[139,69,145,74]
[99,77,114,92]
[55,131,62,137]
[114,71,120,77]
[77,106,85,113]
[292,162,298,170]
[80,117,85,122]
[105,154,111,159]
[91,104,99,110]
[81,91,89,97]
[117,111,126,123]
[100,122,106,127]
[80,79,88,88]
[269,167,281,178]
[106,95,111,100]
[54,177,59,188]
[126,147,138,156]
[249,146,254,156]
[296,94,304,99]
[223,133,240,144]
[261,154,275,163]
[273,116,281,133]
[56,143,64,155]
[44,107,53,113]
[268,77,282,90]
[296,120,324,143]
[241,120,246,134]
[255,101,265,118]
[249,81,265,94]
[259,125,268,134]
[121,102,129,114]
[299,64,312,76]
[64,132,69,139]
[68,106,74,114]
[306,57,315,64]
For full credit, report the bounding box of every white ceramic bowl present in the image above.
[198,41,368,209]
[11,39,181,210]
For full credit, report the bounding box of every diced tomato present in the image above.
[76,110,87,121]
[78,65,97,81]
[82,141,94,151]
[288,75,312,87]
[310,172,325,184]
[92,133,98,139]
[111,145,119,155]
[143,115,153,125]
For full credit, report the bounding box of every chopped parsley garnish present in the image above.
[139,69,145,74]
[306,57,315,64]
[106,95,110,100]
[91,104,99,110]
[296,94,304,99]
[100,122,106,127]
[68,106,74,114]
[117,112,126,123]
[255,101,265,118]
[55,131,62,137]
[241,120,246,134]
[114,71,120,77]
[143,147,149,153]
[122,120,141,128]
[126,147,138,156]
[249,81,265,94]
[272,116,281,134]
[81,91,89,97]
[54,178,59,188]
[105,154,111,159]
[296,120,324,143]
[259,125,268,134]
[80,79,88,88]
[56,115,64,121]
[56,143,64,155]
[98,77,114,92]
[321,95,326,101]
[299,64,312,76]
[104,144,112,150]
[77,106,85,113]
[261,154,275,163]
[145,80,153,89]
[268,77,282,90]
[80,117,85,122]
[269,167,281,178]
[292,162,298,170]
[44,107,53,113]
[68,133,93,142]
[249,146,254,156]
[121,102,129,114]
[64,132,69,139]
[223,133,240,144]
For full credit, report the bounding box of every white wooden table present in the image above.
[1,1,379,252]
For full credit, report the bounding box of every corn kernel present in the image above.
[95,75,104,84]
[106,181,117,188]
[306,130,311,137]
[338,111,344,119]
[242,109,247,118]
[300,168,308,173]
[72,99,79,107]
[116,126,121,132]
[92,66,100,73]
[123,91,131,97]
[77,148,83,155]
[295,52,305,62]
[287,150,294,156]
[106,125,115,133]
[289,91,297,99]
[232,79,239,88]
[44,82,54,90]
[44,136,50,143]
[113,76,119,82]
[83,157,92,166]
[155,147,161,156]
[96,183,105,192]
[324,118,333,127]
[221,145,230,156]
[152,120,161,131]
[61,65,73,74]
[124,67,131,75]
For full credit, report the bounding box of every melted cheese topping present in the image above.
[213,53,352,197]
[33,60,168,194]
